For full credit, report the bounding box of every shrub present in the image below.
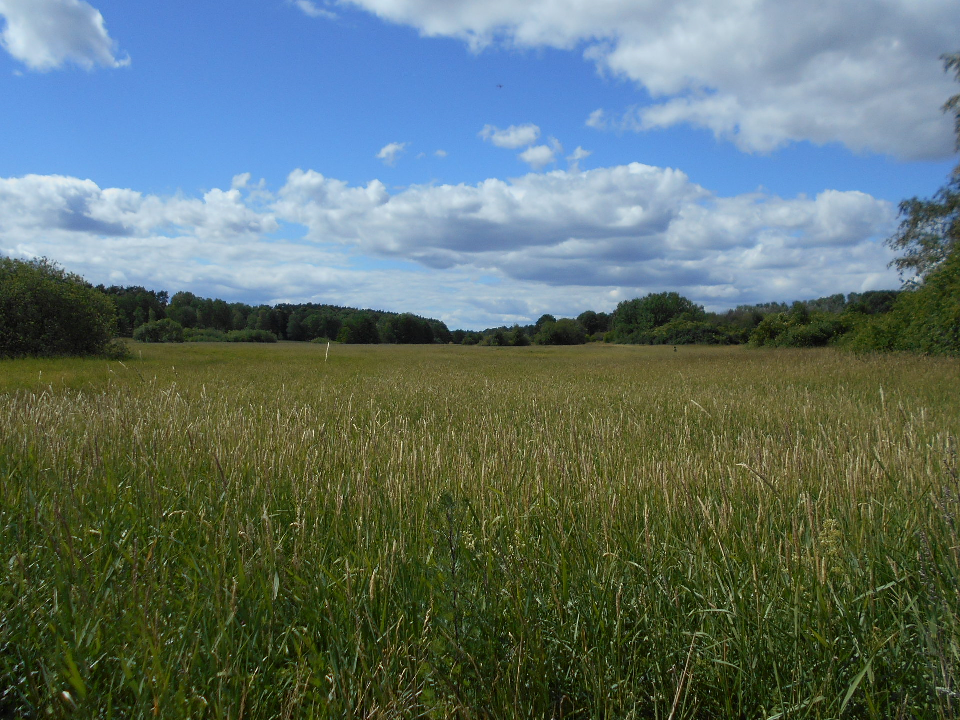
[892,248,960,355]
[226,329,277,343]
[101,338,132,360]
[0,256,118,357]
[184,328,228,342]
[133,318,185,343]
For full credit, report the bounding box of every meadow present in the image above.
[1,342,959,719]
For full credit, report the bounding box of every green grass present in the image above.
[2,342,959,718]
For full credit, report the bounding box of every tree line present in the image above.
[2,53,957,359]
[96,286,454,346]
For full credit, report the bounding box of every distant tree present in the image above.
[287,312,306,341]
[430,320,453,344]
[168,292,199,328]
[0,257,119,357]
[845,291,900,315]
[612,292,704,343]
[381,313,435,343]
[534,314,556,332]
[534,318,587,345]
[576,310,608,336]
[337,312,380,343]
[230,306,249,331]
[485,328,508,346]
[98,285,168,335]
[508,324,530,346]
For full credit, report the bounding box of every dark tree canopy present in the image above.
[0,257,118,357]
[534,318,587,345]
[612,292,705,343]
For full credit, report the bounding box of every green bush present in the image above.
[749,311,851,348]
[893,248,960,355]
[649,318,733,345]
[184,327,228,342]
[0,256,118,357]
[133,318,185,343]
[836,313,903,353]
[226,329,277,343]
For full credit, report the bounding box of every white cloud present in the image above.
[586,109,606,129]
[519,144,556,170]
[566,146,591,171]
[479,123,541,149]
[517,137,562,169]
[435,149,448,158]
[339,0,958,159]
[0,0,127,71]
[0,167,898,329]
[376,141,407,166]
[292,0,337,19]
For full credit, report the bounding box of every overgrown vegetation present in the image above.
[1,343,958,717]
[0,257,119,358]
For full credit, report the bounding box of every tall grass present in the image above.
[1,343,959,718]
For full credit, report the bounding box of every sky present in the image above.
[0,0,958,329]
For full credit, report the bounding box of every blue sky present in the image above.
[1,0,957,329]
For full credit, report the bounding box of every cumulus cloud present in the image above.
[435,149,448,158]
[479,123,540,149]
[340,0,958,159]
[517,137,562,170]
[0,166,898,328]
[376,141,407,166]
[0,0,128,71]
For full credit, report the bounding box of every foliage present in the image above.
[533,318,587,345]
[749,310,852,348]
[508,324,531,346]
[183,327,228,342]
[886,174,959,280]
[890,247,960,355]
[576,310,610,336]
[133,318,185,343]
[378,313,436,344]
[226,329,277,343]
[0,256,118,357]
[648,317,734,345]
[480,328,509,346]
[1,344,959,717]
[98,285,168,336]
[612,292,705,343]
[337,312,380,344]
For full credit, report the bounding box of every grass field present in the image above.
[1,342,959,718]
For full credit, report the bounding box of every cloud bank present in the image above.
[0,0,127,71]
[339,0,958,159]
[0,166,898,328]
